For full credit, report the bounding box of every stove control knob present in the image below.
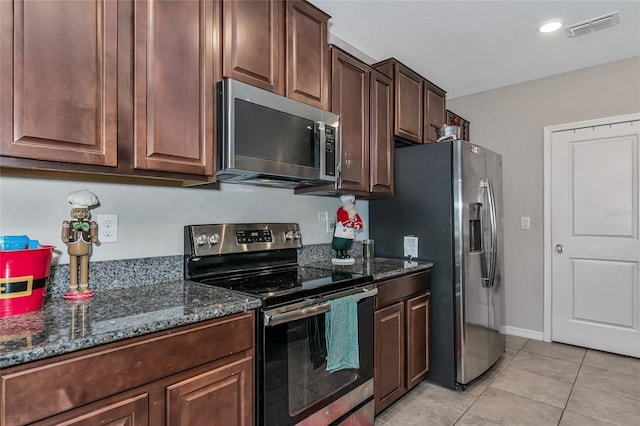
[208,234,220,245]
[195,234,208,246]
[285,230,302,240]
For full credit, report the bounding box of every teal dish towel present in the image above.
[325,294,360,372]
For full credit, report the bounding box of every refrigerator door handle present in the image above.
[480,179,498,288]
[486,178,498,288]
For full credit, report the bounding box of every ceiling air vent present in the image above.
[565,11,620,38]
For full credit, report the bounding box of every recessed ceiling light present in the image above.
[537,19,564,33]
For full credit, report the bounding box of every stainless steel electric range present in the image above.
[184,223,376,426]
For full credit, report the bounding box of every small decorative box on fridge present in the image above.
[446,110,471,141]
[1,236,54,317]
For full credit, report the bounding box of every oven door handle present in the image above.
[265,303,331,327]
[264,287,378,327]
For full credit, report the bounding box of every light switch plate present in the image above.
[520,216,531,230]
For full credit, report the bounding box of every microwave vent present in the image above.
[216,172,255,182]
[565,12,620,38]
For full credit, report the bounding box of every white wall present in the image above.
[0,175,369,265]
[447,56,640,333]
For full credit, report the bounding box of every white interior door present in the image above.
[551,119,640,357]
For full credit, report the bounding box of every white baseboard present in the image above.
[501,326,544,341]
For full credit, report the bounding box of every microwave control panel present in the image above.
[325,125,336,177]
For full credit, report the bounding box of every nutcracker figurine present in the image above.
[331,195,363,265]
[62,190,99,300]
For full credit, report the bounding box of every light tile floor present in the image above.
[375,335,640,426]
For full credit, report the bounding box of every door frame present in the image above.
[543,112,640,342]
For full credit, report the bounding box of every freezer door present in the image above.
[454,140,491,385]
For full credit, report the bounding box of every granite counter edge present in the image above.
[1,283,262,369]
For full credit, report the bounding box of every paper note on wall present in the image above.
[403,235,418,259]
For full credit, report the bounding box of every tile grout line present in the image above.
[572,362,640,402]
[452,341,522,425]
[519,348,584,365]
[556,347,587,425]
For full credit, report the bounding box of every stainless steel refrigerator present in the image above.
[369,140,505,389]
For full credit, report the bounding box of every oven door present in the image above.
[259,287,376,426]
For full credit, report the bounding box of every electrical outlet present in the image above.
[326,218,335,234]
[97,214,118,243]
[318,211,334,233]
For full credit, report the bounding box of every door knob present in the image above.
[555,244,564,254]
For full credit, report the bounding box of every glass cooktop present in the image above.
[197,266,372,308]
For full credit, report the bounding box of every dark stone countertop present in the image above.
[0,281,261,369]
[1,256,433,369]
[302,257,434,281]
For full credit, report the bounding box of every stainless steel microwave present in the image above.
[217,78,340,188]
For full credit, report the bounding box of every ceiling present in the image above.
[308,0,640,98]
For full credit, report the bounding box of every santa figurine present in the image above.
[61,190,99,300]
[331,194,363,265]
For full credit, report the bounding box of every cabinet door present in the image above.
[223,0,284,94]
[331,48,370,192]
[406,293,430,389]
[33,393,149,426]
[133,0,215,176]
[394,64,423,144]
[166,353,254,426]
[0,0,117,166]
[462,119,470,141]
[369,70,394,196]
[374,302,405,415]
[286,0,329,109]
[424,87,445,143]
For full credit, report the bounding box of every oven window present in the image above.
[287,315,358,416]
[261,297,374,426]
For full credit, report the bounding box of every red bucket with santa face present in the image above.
[1,245,55,317]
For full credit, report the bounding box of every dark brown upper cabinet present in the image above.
[385,61,423,143]
[286,1,330,109]
[133,0,217,176]
[424,83,446,143]
[222,0,329,109]
[222,0,285,94]
[296,46,393,198]
[369,69,394,196]
[374,58,446,144]
[330,47,370,193]
[1,0,218,182]
[0,0,118,166]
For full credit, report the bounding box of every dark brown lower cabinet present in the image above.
[406,293,430,389]
[2,312,255,426]
[374,302,405,413]
[33,392,150,426]
[166,353,254,426]
[374,271,431,415]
